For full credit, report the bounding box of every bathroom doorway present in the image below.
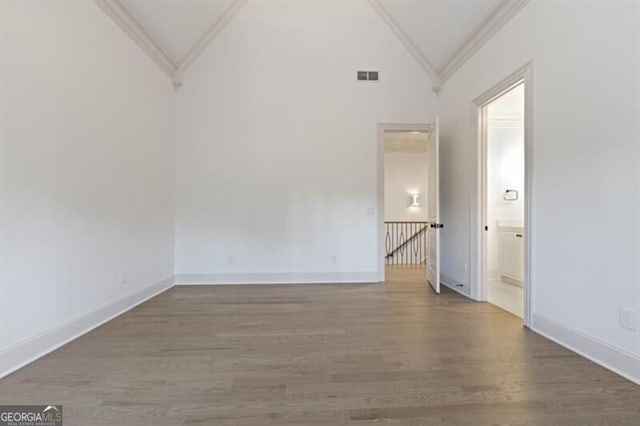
[476,75,530,322]
[482,82,525,318]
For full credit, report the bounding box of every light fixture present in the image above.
[409,193,420,207]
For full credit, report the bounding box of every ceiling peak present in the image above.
[179,0,248,73]
[367,0,442,92]
[94,0,529,90]
[437,0,531,83]
[93,0,248,88]
[93,0,181,85]
[369,0,530,91]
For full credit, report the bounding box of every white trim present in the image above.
[0,276,174,379]
[175,272,380,285]
[471,62,534,327]
[487,116,524,128]
[94,0,530,89]
[438,0,531,83]
[92,0,181,86]
[440,273,470,297]
[366,0,442,92]
[378,123,434,133]
[179,0,249,74]
[532,314,640,385]
[377,123,433,283]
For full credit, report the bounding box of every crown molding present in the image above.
[94,0,529,90]
[179,0,249,74]
[367,0,442,93]
[92,0,182,87]
[437,0,530,84]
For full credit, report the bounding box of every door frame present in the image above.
[377,122,433,282]
[470,62,534,326]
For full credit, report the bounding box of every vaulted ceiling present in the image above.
[93,0,528,90]
[120,0,237,63]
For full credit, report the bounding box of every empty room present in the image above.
[1,0,639,425]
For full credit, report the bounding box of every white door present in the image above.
[426,118,441,293]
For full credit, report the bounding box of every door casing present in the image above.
[471,62,534,327]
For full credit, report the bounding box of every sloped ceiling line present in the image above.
[94,0,529,91]
[368,0,530,93]
[92,0,248,88]
[367,0,442,92]
[437,0,531,82]
[93,0,180,86]
[179,0,249,75]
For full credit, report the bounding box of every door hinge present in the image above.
[484,226,488,231]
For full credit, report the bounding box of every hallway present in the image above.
[1,267,638,425]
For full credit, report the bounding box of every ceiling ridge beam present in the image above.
[367,0,442,93]
[179,0,249,75]
[437,0,531,84]
[92,0,182,87]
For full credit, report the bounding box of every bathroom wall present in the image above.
[486,88,524,280]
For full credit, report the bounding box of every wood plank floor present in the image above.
[1,266,639,425]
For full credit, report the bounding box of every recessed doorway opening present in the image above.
[383,130,430,271]
[484,82,525,318]
[473,63,533,325]
[376,122,440,294]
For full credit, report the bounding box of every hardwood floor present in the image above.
[1,266,639,425]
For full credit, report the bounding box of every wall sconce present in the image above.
[409,193,420,207]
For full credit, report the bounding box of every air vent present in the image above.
[357,70,380,81]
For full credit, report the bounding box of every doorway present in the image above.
[383,130,429,268]
[473,64,532,325]
[376,123,437,289]
[484,83,525,317]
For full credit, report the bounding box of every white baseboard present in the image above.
[440,273,471,298]
[0,276,175,379]
[175,272,381,285]
[532,313,640,385]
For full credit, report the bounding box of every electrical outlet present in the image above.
[619,307,637,331]
[118,272,127,286]
[227,256,234,265]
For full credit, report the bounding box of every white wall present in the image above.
[439,0,640,380]
[0,0,175,369]
[384,151,429,222]
[174,0,437,284]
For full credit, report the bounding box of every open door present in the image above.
[426,118,441,293]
